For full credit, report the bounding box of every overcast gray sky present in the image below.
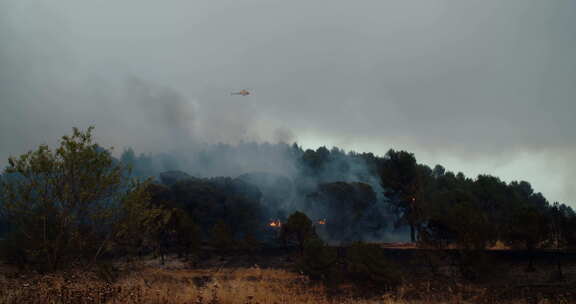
[1,0,575,206]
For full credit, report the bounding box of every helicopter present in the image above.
[231,89,250,96]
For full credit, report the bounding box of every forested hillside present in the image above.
[1,128,575,272]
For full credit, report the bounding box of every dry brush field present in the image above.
[1,254,576,304]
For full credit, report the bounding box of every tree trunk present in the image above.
[555,251,564,281]
[526,247,536,272]
[410,224,416,243]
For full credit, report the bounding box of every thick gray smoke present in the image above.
[137,143,407,243]
[1,0,574,210]
[0,2,292,168]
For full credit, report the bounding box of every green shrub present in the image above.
[0,127,154,272]
[346,242,402,291]
[298,237,339,286]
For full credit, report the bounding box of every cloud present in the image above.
[1,0,575,206]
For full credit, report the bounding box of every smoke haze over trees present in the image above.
[1,127,576,279]
[6,134,568,247]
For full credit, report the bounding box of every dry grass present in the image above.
[0,262,571,304]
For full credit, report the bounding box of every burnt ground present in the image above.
[3,246,576,303]
[195,246,576,273]
[189,246,576,302]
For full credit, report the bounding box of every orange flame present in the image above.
[317,219,326,225]
[269,220,282,228]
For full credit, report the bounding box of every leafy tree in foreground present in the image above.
[115,183,182,265]
[173,210,201,259]
[0,127,152,271]
[211,219,235,252]
[280,211,317,253]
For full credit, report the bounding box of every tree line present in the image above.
[0,127,575,273]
